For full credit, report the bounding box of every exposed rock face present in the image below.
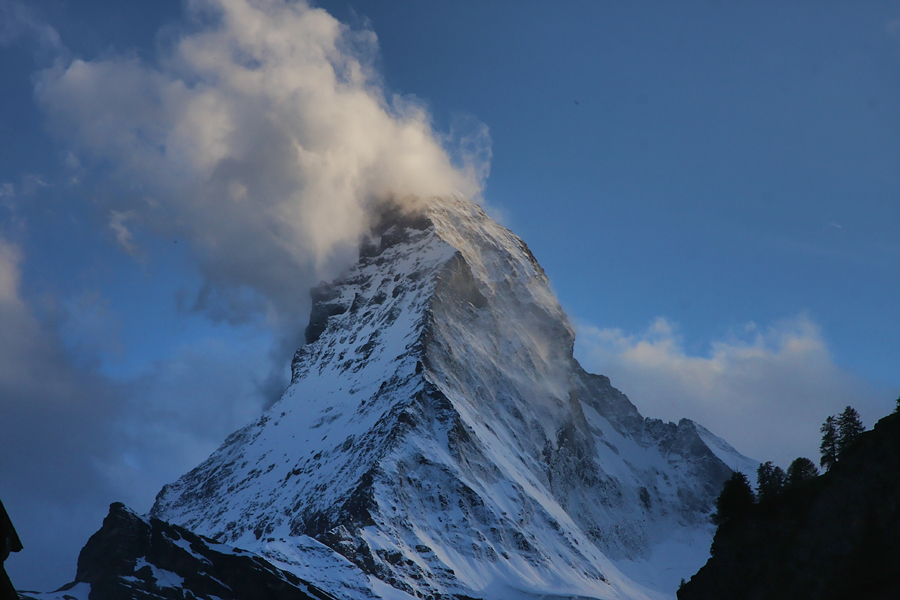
[19,503,335,600]
[145,196,753,600]
[678,412,900,600]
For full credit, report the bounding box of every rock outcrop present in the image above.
[19,503,335,600]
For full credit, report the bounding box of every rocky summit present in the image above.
[32,196,755,600]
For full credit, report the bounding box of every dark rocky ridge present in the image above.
[678,412,900,600]
[19,503,336,600]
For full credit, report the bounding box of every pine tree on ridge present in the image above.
[712,471,756,525]
[820,416,838,471]
[786,457,818,484]
[756,461,786,501]
[836,406,864,456]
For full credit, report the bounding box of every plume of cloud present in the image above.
[34,0,488,327]
[576,314,886,467]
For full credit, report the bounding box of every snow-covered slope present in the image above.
[693,423,758,480]
[151,195,752,600]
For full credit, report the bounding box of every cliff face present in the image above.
[678,412,900,600]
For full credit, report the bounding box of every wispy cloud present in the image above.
[576,314,887,466]
[108,209,141,257]
[0,0,61,50]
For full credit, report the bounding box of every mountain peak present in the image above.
[148,195,751,599]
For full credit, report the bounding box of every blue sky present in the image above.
[1,0,898,590]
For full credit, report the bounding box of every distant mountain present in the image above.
[678,412,900,600]
[28,196,755,600]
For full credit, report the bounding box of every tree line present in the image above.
[712,396,900,526]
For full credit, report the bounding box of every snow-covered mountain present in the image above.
[138,195,753,600]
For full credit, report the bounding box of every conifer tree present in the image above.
[756,461,786,501]
[895,395,899,414]
[820,416,838,471]
[786,457,818,484]
[712,471,756,525]
[836,406,864,455]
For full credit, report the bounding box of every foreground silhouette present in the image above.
[679,411,900,600]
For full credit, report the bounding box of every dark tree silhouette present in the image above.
[894,395,899,414]
[786,457,818,484]
[756,461,786,502]
[837,406,864,455]
[712,471,756,525]
[820,416,838,471]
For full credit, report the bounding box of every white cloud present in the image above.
[575,314,886,467]
[108,209,140,256]
[34,0,489,328]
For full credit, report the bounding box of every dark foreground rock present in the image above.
[2,498,23,600]
[21,502,335,600]
[678,412,900,600]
